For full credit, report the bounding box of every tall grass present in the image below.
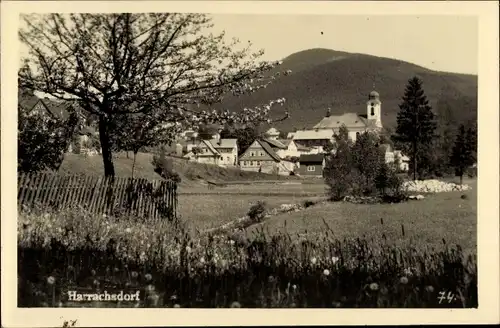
[18,207,477,308]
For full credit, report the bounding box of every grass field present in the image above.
[245,179,477,254]
[59,152,300,186]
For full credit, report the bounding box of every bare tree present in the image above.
[19,13,289,177]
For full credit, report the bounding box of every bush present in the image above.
[152,147,181,183]
[324,128,407,201]
[247,200,267,222]
[302,199,316,208]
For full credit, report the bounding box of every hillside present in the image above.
[58,152,298,188]
[214,48,478,132]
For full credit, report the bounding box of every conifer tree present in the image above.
[450,123,476,184]
[392,76,437,180]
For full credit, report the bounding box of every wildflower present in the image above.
[173,304,181,308]
[403,268,413,276]
[400,276,409,285]
[67,265,74,272]
[292,284,297,290]
[331,256,339,264]
[268,275,275,283]
[47,276,56,285]
[425,285,434,293]
[131,271,138,279]
[139,252,147,262]
[145,273,152,281]
[113,267,120,273]
[380,286,389,295]
[185,246,192,254]
[230,240,235,245]
[125,228,132,233]
[91,269,96,276]
[200,257,205,264]
[145,284,155,293]
[170,295,178,301]
[93,279,100,287]
[311,257,317,265]
[103,214,107,219]
[323,269,330,276]
[230,301,241,308]
[369,283,379,291]
[332,301,342,308]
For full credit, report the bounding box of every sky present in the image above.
[209,15,478,75]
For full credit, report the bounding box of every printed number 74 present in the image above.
[437,291,456,304]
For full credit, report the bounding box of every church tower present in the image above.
[367,91,382,129]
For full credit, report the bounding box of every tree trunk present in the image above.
[98,115,115,177]
[132,151,138,178]
[126,152,130,159]
[459,172,463,185]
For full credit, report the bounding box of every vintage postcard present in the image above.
[1,0,499,327]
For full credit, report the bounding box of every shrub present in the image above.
[152,147,181,183]
[247,200,267,222]
[324,127,407,201]
[302,199,316,208]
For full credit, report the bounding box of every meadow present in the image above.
[18,153,478,308]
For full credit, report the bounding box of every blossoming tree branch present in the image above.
[19,13,291,176]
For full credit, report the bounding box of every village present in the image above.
[19,88,409,178]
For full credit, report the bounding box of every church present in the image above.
[291,91,384,150]
[312,90,383,141]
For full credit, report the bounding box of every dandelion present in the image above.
[268,275,275,283]
[200,257,205,264]
[145,284,155,293]
[369,283,379,291]
[323,269,330,276]
[425,285,434,293]
[230,301,241,308]
[173,304,181,308]
[145,273,152,281]
[400,276,409,285]
[131,271,138,279]
[185,246,192,254]
[91,269,96,276]
[311,257,317,265]
[47,276,55,285]
[331,256,339,264]
[230,240,235,245]
[170,295,178,301]
[125,228,132,233]
[292,284,297,290]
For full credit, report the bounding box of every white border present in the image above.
[2,1,499,327]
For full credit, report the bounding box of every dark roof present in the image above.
[264,138,287,149]
[299,154,324,163]
[257,139,281,162]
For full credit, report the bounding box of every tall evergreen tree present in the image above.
[392,76,437,180]
[450,124,476,184]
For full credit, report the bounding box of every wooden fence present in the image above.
[18,172,177,220]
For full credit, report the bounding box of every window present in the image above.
[243,161,247,166]
[260,151,264,156]
[250,161,254,166]
[370,106,375,116]
[307,166,316,172]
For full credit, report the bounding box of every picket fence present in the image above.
[17,172,177,220]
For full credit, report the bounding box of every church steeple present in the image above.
[367,91,382,129]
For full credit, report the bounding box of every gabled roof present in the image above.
[299,154,325,163]
[201,139,220,156]
[264,138,287,149]
[292,129,334,140]
[208,138,238,149]
[313,113,368,129]
[266,127,280,135]
[258,140,282,162]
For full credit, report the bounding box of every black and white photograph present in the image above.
[2,1,499,327]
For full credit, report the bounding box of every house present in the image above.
[264,127,280,140]
[381,144,410,172]
[183,136,238,167]
[264,138,312,159]
[290,129,334,153]
[18,89,99,156]
[297,154,326,177]
[239,139,294,175]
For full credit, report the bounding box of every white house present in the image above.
[183,136,238,167]
[265,127,280,140]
